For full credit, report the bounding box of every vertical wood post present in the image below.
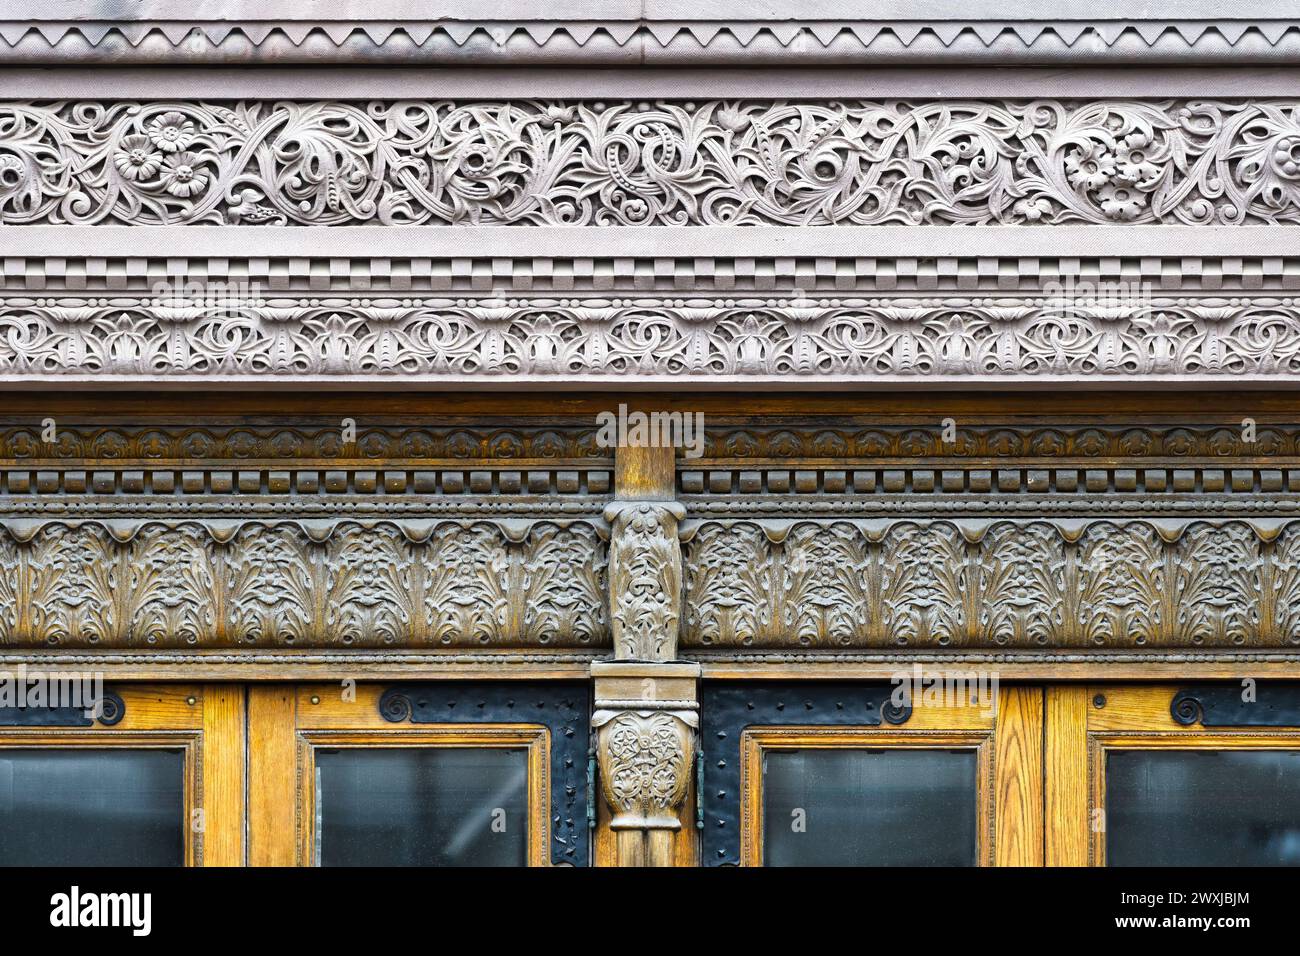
[594,433,698,865]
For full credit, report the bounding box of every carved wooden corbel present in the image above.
[591,661,700,867]
[602,499,687,662]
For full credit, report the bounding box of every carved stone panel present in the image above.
[7,99,1300,227]
[11,294,1300,385]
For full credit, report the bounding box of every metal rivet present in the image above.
[1093,694,1107,709]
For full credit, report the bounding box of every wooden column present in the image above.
[594,440,698,866]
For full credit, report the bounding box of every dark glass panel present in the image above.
[0,749,185,866]
[316,747,529,867]
[1107,749,1300,866]
[762,748,978,866]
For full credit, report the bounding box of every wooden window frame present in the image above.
[0,683,244,867]
[739,727,996,866]
[251,684,564,867]
[1047,684,1300,866]
[298,727,550,867]
[704,682,1042,867]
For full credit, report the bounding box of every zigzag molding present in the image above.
[5,20,1300,66]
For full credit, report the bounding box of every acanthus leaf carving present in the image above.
[682,519,1300,649]
[0,519,608,648]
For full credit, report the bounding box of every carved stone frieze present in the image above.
[681,518,1300,648]
[10,294,1300,383]
[0,519,608,648]
[10,99,1300,226]
[604,501,687,662]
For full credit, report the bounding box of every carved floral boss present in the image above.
[6,99,1300,225]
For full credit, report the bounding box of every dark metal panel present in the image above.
[1171,684,1300,727]
[0,690,124,727]
[378,681,590,866]
[699,681,910,866]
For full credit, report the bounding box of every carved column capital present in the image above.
[592,660,700,865]
[592,707,697,832]
[602,500,687,662]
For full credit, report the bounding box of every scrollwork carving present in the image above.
[8,294,1300,384]
[8,99,1300,226]
[593,709,696,831]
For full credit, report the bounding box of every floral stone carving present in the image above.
[6,99,1300,226]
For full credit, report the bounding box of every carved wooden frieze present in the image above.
[0,422,608,462]
[9,99,1300,227]
[693,423,1300,461]
[0,519,608,648]
[681,519,1300,648]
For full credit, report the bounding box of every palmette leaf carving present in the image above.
[0,520,607,647]
[682,519,1300,648]
[10,297,1300,384]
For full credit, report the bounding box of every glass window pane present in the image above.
[0,749,185,867]
[762,748,978,866]
[1107,749,1300,866]
[316,747,529,867]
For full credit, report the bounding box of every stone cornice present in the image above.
[2,3,1299,66]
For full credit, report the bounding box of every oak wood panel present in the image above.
[103,684,203,730]
[1044,685,1089,866]
[1086,684,1190,731]
[994,686,1044,867]
[201,684,246,867]
[247,685,297,866]
[615,443,675,499]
